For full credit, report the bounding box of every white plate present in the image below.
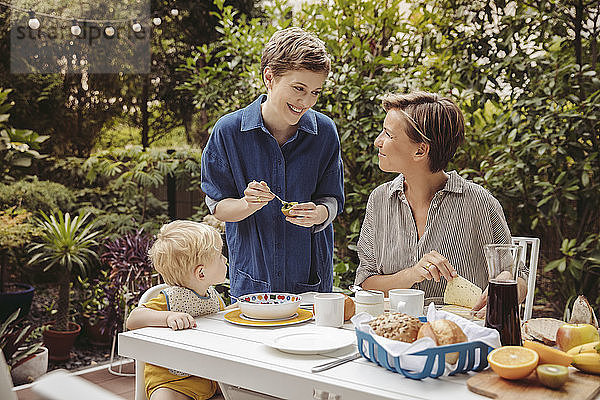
[263,327,356,355]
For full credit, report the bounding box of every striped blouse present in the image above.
[354,171,520,298]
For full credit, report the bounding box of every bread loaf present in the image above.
[569,295,599,328]
[417,319,467,364]
[344,295,355,321]
[368,313,423,342]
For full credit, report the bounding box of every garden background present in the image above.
[0,0,598,371]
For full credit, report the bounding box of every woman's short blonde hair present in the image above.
[148,220,222,286]
[261,27,331,79]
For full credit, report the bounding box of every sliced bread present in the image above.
[521,317,565,346]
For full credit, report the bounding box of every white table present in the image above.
[118,310,493,400]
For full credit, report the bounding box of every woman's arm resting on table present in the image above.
[126,307,196,331]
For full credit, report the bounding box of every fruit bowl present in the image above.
[237,293,302,320]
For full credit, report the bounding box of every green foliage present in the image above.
[0,88,48,182]
[79,145,202,237]
[28,211,102,331]
[0,178,74,214]
[0,309,41,369]
[178,0,290,129]
[0,207,41,250]
[411,0,600,313]
[77,270,110,325]
[0,207,42,291]
[181,0,600,315]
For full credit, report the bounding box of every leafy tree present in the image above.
[0,88,48,182]
[180,0,600,315]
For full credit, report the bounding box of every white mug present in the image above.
[389,289,425,317]
[314,293,345,328]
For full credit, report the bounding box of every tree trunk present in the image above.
[55,270,70,331]
[574,0,584,100]
[0,251,5,293]
[141,75,150,149]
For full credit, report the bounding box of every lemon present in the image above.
[487,346,539,380]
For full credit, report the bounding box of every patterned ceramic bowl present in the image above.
[237,293,302,320]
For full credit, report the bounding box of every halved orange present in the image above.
[488,346,539,380]
[523,340,573,367]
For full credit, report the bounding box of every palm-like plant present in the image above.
[28,211,101,331]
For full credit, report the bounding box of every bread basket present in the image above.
[355,316,494,380]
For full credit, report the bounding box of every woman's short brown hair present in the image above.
[261,27,331,79]
[382,91,465,172]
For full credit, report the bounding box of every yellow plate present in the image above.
[224,308,313,327]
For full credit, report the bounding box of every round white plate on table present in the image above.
[263,326,356,355]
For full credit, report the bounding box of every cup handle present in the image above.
[396,300,407,313]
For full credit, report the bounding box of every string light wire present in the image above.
[0,1,156,24]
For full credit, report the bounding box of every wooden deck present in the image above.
[15,361,136,400]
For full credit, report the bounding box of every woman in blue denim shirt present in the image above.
[201,28,344,297]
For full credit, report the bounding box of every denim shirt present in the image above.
[201,95,344,297]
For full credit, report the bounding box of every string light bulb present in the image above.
[170,8,179,16]
[70,20,81,36]
[27,11,40,30]
[132,20,142,32]
[152,12,161,26]
[105,25,115,37]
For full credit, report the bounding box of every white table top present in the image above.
[118,309,492,400]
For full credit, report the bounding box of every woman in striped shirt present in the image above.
[354,91,527,316]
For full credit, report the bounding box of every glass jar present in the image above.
[354,290,384,317]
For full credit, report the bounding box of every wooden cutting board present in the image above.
[467,368,600,400]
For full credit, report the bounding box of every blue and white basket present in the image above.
[354,314,497,380]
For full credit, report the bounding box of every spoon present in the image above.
[348,284,381,295]
[271,192,292,207]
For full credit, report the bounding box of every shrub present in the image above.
[0,88,49,183]
[99,229,156,337]
[0,178,74,214]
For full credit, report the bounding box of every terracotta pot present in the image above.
[10,346,48,385]
[83,314,111,347]
[0,283,35,323]
[42,322,81,361]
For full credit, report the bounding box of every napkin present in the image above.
[351,303,501,376]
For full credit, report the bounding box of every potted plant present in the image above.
[77,271,111,346]
[0,207,41,322]
[28,211,101,361]
[0,309,46,385]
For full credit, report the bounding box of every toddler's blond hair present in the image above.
[149,220,222,286]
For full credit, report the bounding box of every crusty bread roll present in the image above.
[344,295,355,321]
[368,313,423,342]
[417,319,467,364]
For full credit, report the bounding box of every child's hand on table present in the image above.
[166,312,196,330]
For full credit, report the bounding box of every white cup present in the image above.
[389,289,425,317]
[314,293,345,328]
